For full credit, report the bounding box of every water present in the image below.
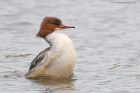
[0,0,140,93]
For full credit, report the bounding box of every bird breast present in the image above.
[44,32,76,78]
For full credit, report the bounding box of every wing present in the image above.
[29,47,51,70]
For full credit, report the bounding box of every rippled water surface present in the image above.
[1,0,140,93]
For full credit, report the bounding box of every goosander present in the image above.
[26,17,76,79]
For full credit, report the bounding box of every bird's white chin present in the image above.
[55,27,63,30]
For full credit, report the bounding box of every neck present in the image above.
[44,38,53,47]
[44,32,72,49]
[37,30,53,38]
[43,32,75,58]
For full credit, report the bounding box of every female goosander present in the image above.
[26,17,76,79]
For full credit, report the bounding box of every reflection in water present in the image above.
[29,78,76,93]
[1,70,76,93]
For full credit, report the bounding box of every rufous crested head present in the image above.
[37,17,75,38]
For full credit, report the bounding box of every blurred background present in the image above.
[0,0,140,93]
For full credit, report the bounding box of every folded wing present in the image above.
[29,47,51,70]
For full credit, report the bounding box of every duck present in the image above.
[25,17,76,79]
